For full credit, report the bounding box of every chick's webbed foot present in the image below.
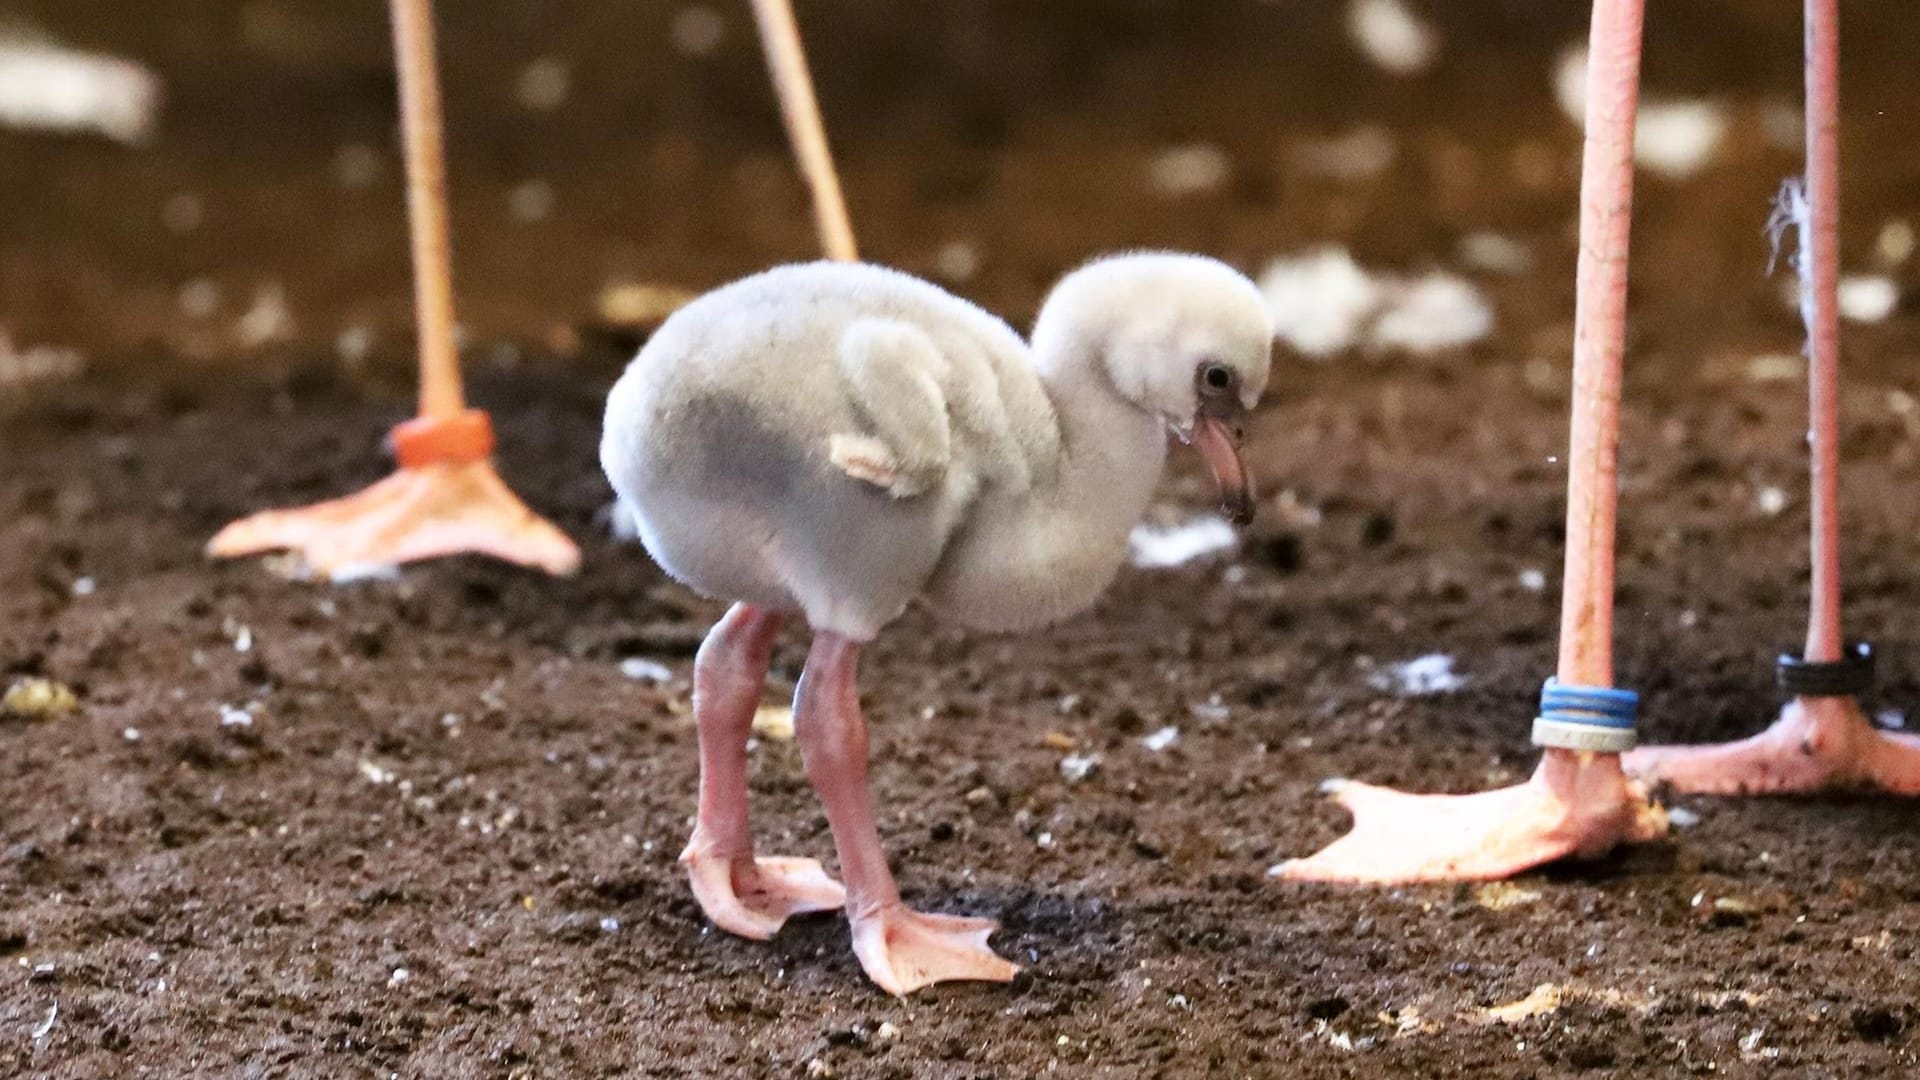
[850,903,1019,996]
[682,838,846,940]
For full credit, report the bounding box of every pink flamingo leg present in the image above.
[1624,0,1920,794]
[207,0,578,580]
[681,604,846,940]
[794,633,1018,996]
[1278,0,1666,884]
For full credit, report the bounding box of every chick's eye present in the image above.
[1201,363,1233,390]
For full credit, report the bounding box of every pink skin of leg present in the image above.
[795,633,1019,996]
[681,604,847,940]
[1279,0,1665,884]
[1621,0,1920,795]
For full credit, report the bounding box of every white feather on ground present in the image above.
[1367,654,1467,696]
[0,36,159,143]
[1128,516,1237,569]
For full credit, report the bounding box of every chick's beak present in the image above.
[1191,400,1255,526]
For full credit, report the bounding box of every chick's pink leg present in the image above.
[796,633,1019,995]
[682,604,846,940]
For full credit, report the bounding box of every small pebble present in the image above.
[1059,754,1099,784]
[3,679,78,720]
[619,657,673,682]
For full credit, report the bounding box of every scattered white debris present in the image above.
[1059,754,1100,784]
[1035,831,1055,849]
[1552,47,1589,127]
[509,179,556,223]
[177,279,221,320]
[1755,486,1788,516]
[1346,0,1440,76]
[358,759,397,785]
[0,38,160,143]
[1666,805,1702,828]
[1633,100,1729,179]
[1837,276,1898,323]
[597,283,696,328]
[1190,699,1230,725]
[1367,654,1466,696]
[1554,47,1726,178]
[1258,249,1493,357]
[1457,231,1533,276]
[329,562,402,585]
[387,967,410,988]
[619,657,673,683]
[514,57,570,111]
[750,705,794,741]
[1744,353,1803,383]
[335,324,374,369]
[161,193,204,235]
[934,240,981,283]
[670,7,727,58]
[599,916,620,933]
[1518,568,1547,593]
[122,726,142,742]
[1128,515,1237,569]
[236,282,293,348]
[0,332,85,386]
[1141,726,1180,753]
[875,1021,900,1043]
[1369,272,1494,355]
[218,704,254,729]
[1148,143,1231,198]
[30,1002,57,1040]
[70,576,96,597]
[1294,125,1397,181]
[1875,220,1915,268]
[333,143,383,190]
[1473,881,1542,910]
[1258,248,1383,357]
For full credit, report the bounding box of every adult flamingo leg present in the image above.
[208,0,578,580]
[681,605,847,940]
[794,634,1018,995]
[1277,0,1666,884]
[1622,0,1920,795]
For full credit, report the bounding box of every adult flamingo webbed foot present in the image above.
[1625,696,1920,796]
[208,411,579,578]
[1274,751,1666,884]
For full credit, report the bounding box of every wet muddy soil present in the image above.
[5,2,1920,1076]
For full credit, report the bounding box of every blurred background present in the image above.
[1,1,1917,373]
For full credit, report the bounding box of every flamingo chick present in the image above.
[601,254,1274,994]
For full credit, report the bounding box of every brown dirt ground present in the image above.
[5,1,1920,1076]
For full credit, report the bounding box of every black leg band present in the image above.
[1776,642,1874,698]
